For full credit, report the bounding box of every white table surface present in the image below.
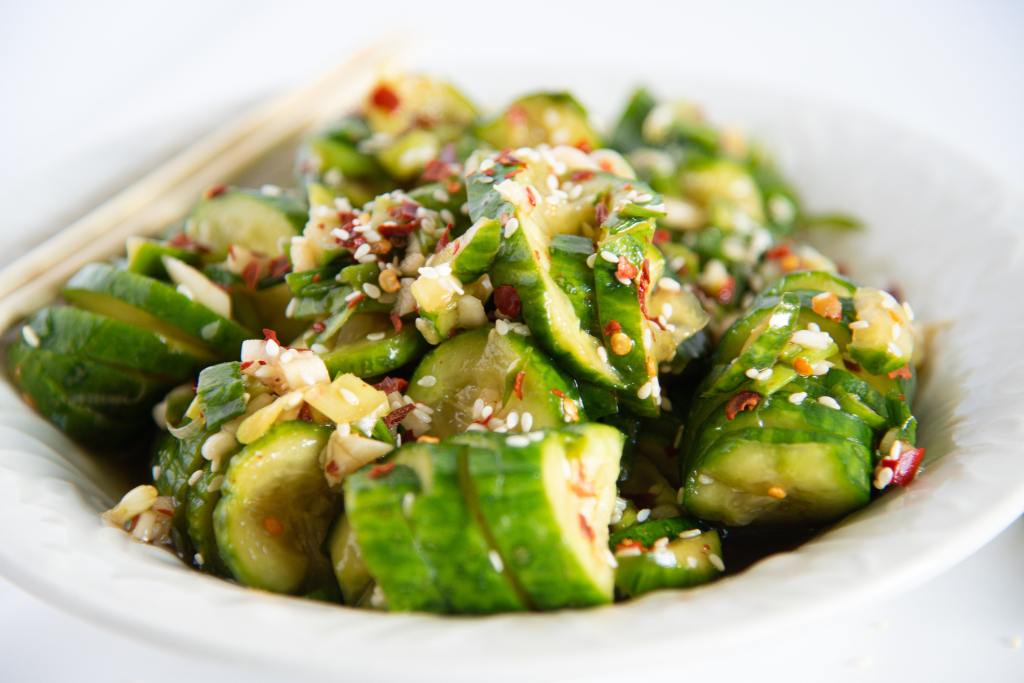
[1,2,1022,681]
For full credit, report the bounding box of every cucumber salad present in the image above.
[7,74,926,613]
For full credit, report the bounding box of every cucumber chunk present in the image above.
[610,518,723,597]
[317,313,427,379]
[393,442,526,613]
[327,515,375,606]
[126,237,201,280]
[21,306,200,381]
[63,263,251,359]
[407,326,583,438]
[214,421,338,594]
[185,187,305,258]
[344,462,448,612]
[457,425,623,609]
[477,92,602,150]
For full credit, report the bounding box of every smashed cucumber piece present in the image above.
[214,421,338,594]
[407,326,584,438]
[477,92,601,150]
[610,517,723,597]
[185,187,305,258]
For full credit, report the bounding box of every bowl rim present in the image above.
[2,74,1022,682]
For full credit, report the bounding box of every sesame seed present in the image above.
[874,466,894,489]
[657,277,681,292]
[745,368,761,380]
[340,388,360,405]
[506,435,530,447]
[520,412,534,432]
[418,265,438,279]
[586,253,597,268]
[818,396,841,410]
[503,217,519,238]
[188,470,203,486]
[600,250,619,263]
[21,326,40,347]
[481,405,494,420]
[353,243,371,260]
[616,276,633,287]
[686,556,699,569]
[152,465,161,480]
[698,473,714,485]
[849,320,870,330]
[433,188,449,202]
[488,550,504,572]
[708,553,725,572]
[506,411,519,429]
[791,329,833,350]
[637,381,653,400]
[344,290,362,302]
[416,375,437,387]
[678,528,702,539]
[756,368,774,381]
[472,398,484,420]
[366,332,386,341]
[495,318,510,335]
[635,192,654,203]
[476,176,494,184]
[769,312,791,328]
[362,283,382,299]
[636,508,651,522]
[789,392,808,405]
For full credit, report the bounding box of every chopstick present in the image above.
[0,38,403,332]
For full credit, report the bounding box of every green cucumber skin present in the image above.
[127,239,201,280]
[491,226,622,389]
[155,428,215,556]
[23,306,200,381]
[185,463,231,575]
[704,293,801,397]
[321,325,427,379]
[214,421,337,594]
[395,443,526,613]
[609,518,723,597]
[592,225,659,416]
[63,262,251,359]
[684,427,871,526]
[458,430,614,610]
[549,234,599,335]
[344,464,449,612]
[450,218,501,283]
[186,188,306,258]
[8,341,166,423]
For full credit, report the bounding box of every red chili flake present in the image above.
[262,328,280,344]
[598,159,614,173]
[716,276,736,305]
[347,293,365,309]
[569,479,596,497]
[571,169,595,183]
[325,460,340,475]
[504,166,525,178]
[603,320,622,337]
[495,149,523,167]
[370,84,400,112]
[451,240,461,256]
[268,256,290,279]
[368,462,396,479]
[389,313,403,333]
[890,446,925,486]
[578,513,595,541]
[764,243,792,261]
[383,403,416,429]
[435,226,451,253]
[167,232,208,252]
[203,184,226,200]
[421,159,453,182]
[513,371,526,400]
[240,361,254,371]
[389,201,420,222]
[482,167,495,177]
[242,261,262,290]
[378,222,418,238]
[525,186,537,207]
[616,256,639,281]
[637,259,653,321]
[652,229,670,244]
[298,404,314,422]
[888,365,913,380]
[594,202,608,226]
[506,105,528,126]
[494,285,522,318]
[550,388,568,400]
[446,180,462,194]
[725,391,761,420]
[843,359,862,373]
[312,321,326,333]
[374,376,409,395]
[575,139,593,154]
[311,273,322,283]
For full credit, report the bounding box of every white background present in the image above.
[1,1,1022,681]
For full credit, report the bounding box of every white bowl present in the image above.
[1,79,1022,682]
